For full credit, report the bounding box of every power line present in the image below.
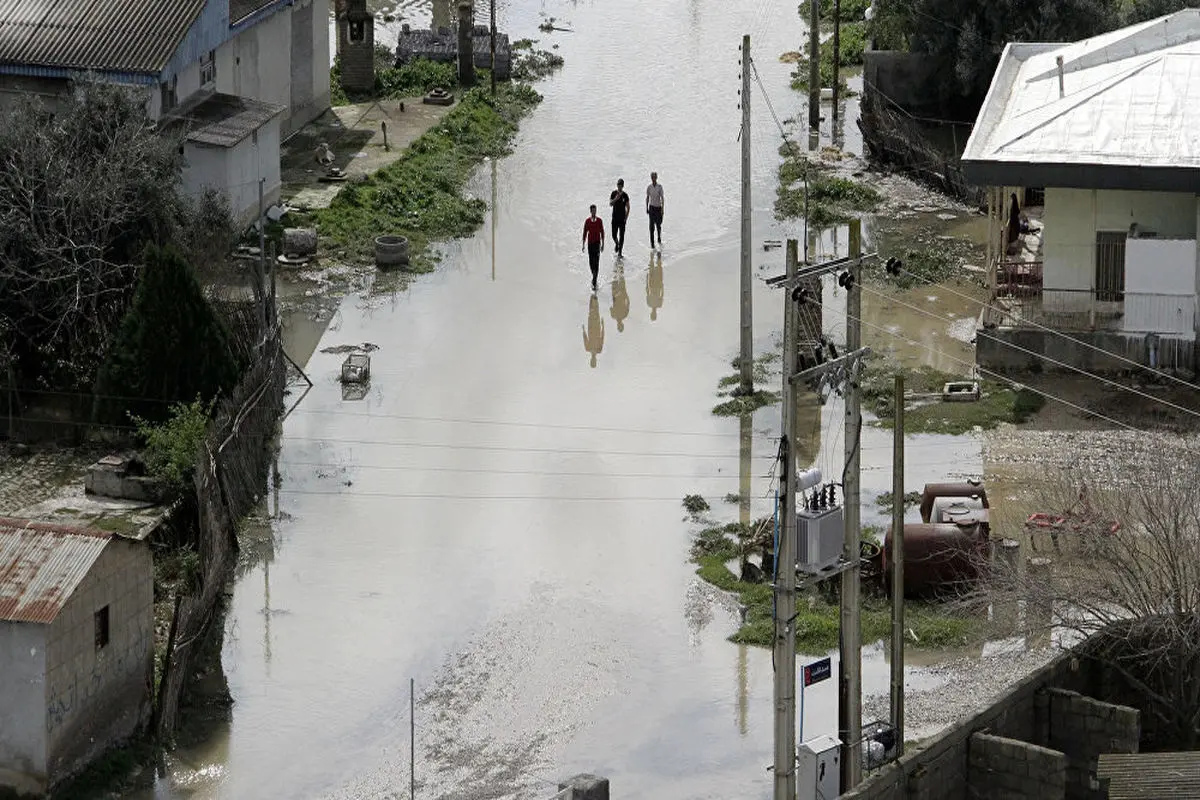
[857,283,1200,424]
[279,460,775,480]
[889,263,1200,394]
[275,489,751,502]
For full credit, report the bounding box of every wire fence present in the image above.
[154,316,286,735]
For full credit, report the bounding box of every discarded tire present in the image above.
[374,235,410,267]
[282,227,318,256]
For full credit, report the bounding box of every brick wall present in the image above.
[967,733,1065,799]
[1043,688,1139,799]
[338,17,375,91]
[43,538,153,785]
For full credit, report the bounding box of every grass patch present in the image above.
[300,83,542,269]
[860,358,1047,434]
[331,54,459,106]
[512,46,565,81]
[91,514,143,536]
[683,493,711,516]
[866,245,958,288]
[696,555,977,650]
[775,150,881,229]
[875,490,922,509]
[713,390,780,417]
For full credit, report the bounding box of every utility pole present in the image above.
[890,373,906,758]
[840,218,864,792]
[773,238,800,800]
[258,177,268,329]
[489,0,496,94]
[832,0,841,124]
[739,34,754,394]
[808,0,820,135]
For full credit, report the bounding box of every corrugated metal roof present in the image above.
[0,0,207,75]
[1098,751,1200,799]
[0,517,111,624]
[230,0,279,25]
[962,9,1200,171]
[163,90,286,147]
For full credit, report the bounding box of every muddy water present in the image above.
[146,2,1020,798]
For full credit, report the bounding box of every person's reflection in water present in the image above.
[646,251,664,321]
[583,294,605,367]
[610,260,630,332]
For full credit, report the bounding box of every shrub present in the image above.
[132,398,213,495]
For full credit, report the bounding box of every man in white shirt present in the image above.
[645,172,664,250]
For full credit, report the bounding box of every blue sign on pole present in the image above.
[803,657,832,687]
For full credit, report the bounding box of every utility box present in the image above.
[798,734,841,799]
[797,505,844,573]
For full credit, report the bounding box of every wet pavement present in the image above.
[142,1,1017,798]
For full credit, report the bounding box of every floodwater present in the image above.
[144,1,1013,798]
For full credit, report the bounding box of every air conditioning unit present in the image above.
[798,735,841,800]
[797,505,844,573]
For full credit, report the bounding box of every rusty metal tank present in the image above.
[882,483,991,598]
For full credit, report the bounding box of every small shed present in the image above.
[0,519,153,797]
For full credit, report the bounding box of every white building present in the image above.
[0,0,331,224]
[0,519,153,797]
[962,10,1200,372]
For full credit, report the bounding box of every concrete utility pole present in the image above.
[840,218,864,792]
[773,238,800,800]
[890,372,905,758]
[489,0,497,94]
[808,0,820,134]
[457,0,475,86]
[740,34,754,394]
[832,0,841,124]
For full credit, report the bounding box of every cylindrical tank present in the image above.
[919,483,989,524]
[882,523,989,599]
[374,235,410,267]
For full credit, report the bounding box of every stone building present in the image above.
[0,518,153,797]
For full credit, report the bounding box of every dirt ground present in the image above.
[281,97,454,210]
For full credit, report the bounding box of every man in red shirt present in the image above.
[581,204,605,291]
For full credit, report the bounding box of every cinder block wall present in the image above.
[1042,688,1139,799]
[338,17,375,91]
[967,733,1065,800]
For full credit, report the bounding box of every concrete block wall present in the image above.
[337,15,375,92]
[1043,688,1139,799]
[967,733,1066,799]
[43,539,154,786]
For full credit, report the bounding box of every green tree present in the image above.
[873,0,1122,111]
[93,244,241,425]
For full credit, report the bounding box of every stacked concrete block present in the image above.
[968,733,1066,800]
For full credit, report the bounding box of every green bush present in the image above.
[818,0,870,21]
[132,398,213,494]
[93,244,241,425]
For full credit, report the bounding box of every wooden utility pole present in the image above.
[739,35,754,394]
[840,218,864,792]
[832,0,841,124]
[890,373,905,757]
[773,238,800,800]
[489,0,497,94]
[808,0,820,134]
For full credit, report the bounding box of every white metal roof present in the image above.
[962,9,1200,171]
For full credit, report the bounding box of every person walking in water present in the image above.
[646,171,664,250]
[581,204,605,291]
[609,178,630,256]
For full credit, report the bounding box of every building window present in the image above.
[1095,231,1127,302]
[160,77,177,113]
[94,606,110,650]
[201,50,216,86]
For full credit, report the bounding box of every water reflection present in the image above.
[609,259,629,332]
[583,293,604,367]
[646,251,664,321]
[736,412,753,737]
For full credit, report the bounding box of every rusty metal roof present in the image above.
[1098,752,1200,799]
[0,0,207,75]
[0,518,112,624]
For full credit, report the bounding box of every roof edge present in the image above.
[0,516,113,539]
[962,159,1200,193]
[962,42,1061,163]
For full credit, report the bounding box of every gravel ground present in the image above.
[863,646,1058,738]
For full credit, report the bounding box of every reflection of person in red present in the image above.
[581,205,605,291]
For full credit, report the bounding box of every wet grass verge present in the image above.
[299,83,542,271]
[331,56,460,106]
[713,351,782,416]
[695,554,979,651]
[775,147,881,230]
[860,358,1046,434]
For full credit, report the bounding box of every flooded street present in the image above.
[148,1,1010,798]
